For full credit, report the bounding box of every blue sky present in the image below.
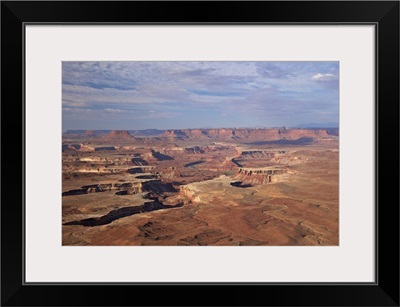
[62,61,339,130]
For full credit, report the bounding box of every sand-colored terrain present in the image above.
[62,128,339,246]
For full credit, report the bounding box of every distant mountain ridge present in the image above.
[63,128,338,145]
[64,129,165,137]
[161,127,339,140]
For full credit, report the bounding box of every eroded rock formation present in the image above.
[101,130,136,142]
[62,181,143,196]
[233,168,290,185]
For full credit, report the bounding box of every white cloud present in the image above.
[311,73,337,81]
[104,108,123,113]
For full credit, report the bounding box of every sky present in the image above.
[62,61,339,131]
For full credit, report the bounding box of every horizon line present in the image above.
[63,126,339,132]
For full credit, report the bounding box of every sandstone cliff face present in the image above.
[131,157,149,166]
[62,179,177,197]
[158,145,232,156]
[240,151,276,159]
[62,181,143,196]
[233,167,291,185]
[157,167,181,180]
[179,185,202,203]
[142,180,177,195]
[62,144,95,152]
[162,130,188,139]
[237,168,287,176]
[73,156,133,165]
[80,145,96,152]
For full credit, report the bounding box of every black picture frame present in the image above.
[1,1,399,306]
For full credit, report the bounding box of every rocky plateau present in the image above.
[62,128,339,246]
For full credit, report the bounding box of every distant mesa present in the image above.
[63,130,110,140]
[63,129,166,138]
[106,130,132,137]
[101,130,136,141]
[84,130,96,136]
[62,128,339,145]
[129,129,165,137]
[62,144,95,152]
[64,129,109,135]
[160,128,337,142]
[162,130,189,139]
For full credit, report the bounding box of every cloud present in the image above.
[311,73,337,81]
[62,61,339,129]
[62,100,88,107]
[257,63,294,79]
[104,108,123,113]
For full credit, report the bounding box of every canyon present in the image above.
[62,128,339,246]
